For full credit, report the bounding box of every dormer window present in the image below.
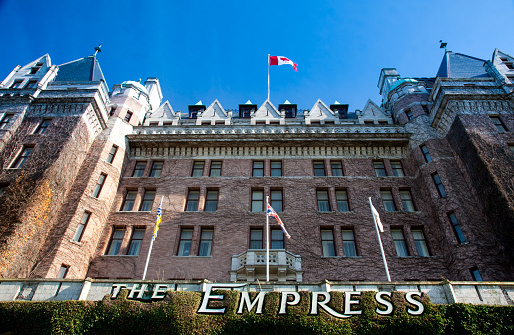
[330,104,349,119]
[10,80,23,89]
[278,103,297,118]
[239,103,257,118]
[188,104,206,119]
[24,79,38,89]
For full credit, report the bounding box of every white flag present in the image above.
[370,199,384,232]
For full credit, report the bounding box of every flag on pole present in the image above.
[269,56,298,71]
[152,200,163,241]
[370,200,384,232]
[266,204,291,239]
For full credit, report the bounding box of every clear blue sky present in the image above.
[1,0,513,113]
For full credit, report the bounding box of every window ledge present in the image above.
[102,255,139,257]
[115,211,152,214]
[172,256,212,258]
[321,256,362,259]
[69,239,82,246]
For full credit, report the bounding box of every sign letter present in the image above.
[111,284,127,298]
[151,284,169,299]
[375,292,393,315]
[310,292,350,318]
[344,292,362,315]
[237,292,266,314]
[405,292,424,315]
[198,283,247,314]
[278,292,301,314]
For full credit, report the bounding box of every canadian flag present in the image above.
[269,56,298,71]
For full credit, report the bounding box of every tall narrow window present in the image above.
[106,145,118,164]
[11,146,34,169]
[405,109,413,120]
[391,229,409,257]
[270,161,282,177]
[121,190,137,211]
[25,79,38,88]
[124,111,133,123]
[316,190,330,212]
[313,161,326,176]
[106,228,125,255]
[391,161,404,177]
[57,265,69,279]
[192,161,205,177]
[342,229,357,256]
[470,267,483,281]
[336,190,349,212]
[400,190,416,212]
[373,161,387,177]
[271,229,284,249]
[0,113,14,129]
[185,190,200,211]
[448,212,466,243]
[331,161,343,176]
[198,228,213,256]
[381,190,396,212]
[321,229,336,256]
[209,161,222,177]
[92,173,107,198]
[432,172,447,198]
[139,190,155,211]
[252,161,264,177]
[177,228,193,256]
[250,229,263,249]
[490,116,507,132]
[132,161,146,177]
[205,190,218,212]
[73,212,91,242]
[10,80,23,89]
[127,228,145,255]
[147,161,162,177]
[270,190,283,212]
[34,118,52,134]
[412,229,429,256]
[251,190,264,212]
[420,144,432,162]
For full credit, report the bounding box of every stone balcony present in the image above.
[230,249,302,282]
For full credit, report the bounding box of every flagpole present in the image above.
[266,196,270,282]
[369,197,391,282]
[267,54,270,101]
[142,196,164,280]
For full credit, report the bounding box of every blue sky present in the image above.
[1,0,513,113]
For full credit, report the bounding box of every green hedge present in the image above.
[0,290,512,334]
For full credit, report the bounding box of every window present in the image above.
[373,161,387,177]
[342,229,357,256]
[34,118,52,134]
[106,145,118,164]
[271,229,284,249]
[270,190,283,212]
[448,212,466,243]
[124,111,133,123]
[132,161,146,177]
[0,184,8,197]
[313,161,326,176]
[106,228,125,255]
[317,190,330,212]
[121,190,137,211]
[250,229,263,249]
[321,229,336,256]
[400,190,416,212]
[406,109,413,120]
[29,67,40,75]
[11,146,34,169]
[149,161,163,177]
[391,229,409,257]
[509,144,514,152]
[336,190,349,212]
[209,161,222,177]
[0,113,14,129]
[205,190,218,212]
[270,161,282,176]
[73,212,90,242]
[490,116,507,132]
[25,79,38,88]
[432,172,447,198]
[252,161,264,177]
[192,161,205,177]
[391,161,404,177]
[412,229,429,256]
[420,144,432,162]
[139,190,155,211]
[185,190,200,211]
[422,105,429,114]
[10,80,23,89]
[177,228,193,256]
[470,267,483,281]
[381,190,396,212]
[251,190,264,212]
[331,161,343,176]
[198,228,213,256]
[57,265,69,279]
[127,229,145,255]
[92,173,107,198]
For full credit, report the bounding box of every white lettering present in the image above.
[375,292,393,315]
[405,292,424,315]
[344,292,362,315]
[151,284,169,299]
[237,292,266,314]
[278,292,301,314]
[197,283,247,314]
[310,292,350,318]
[111,284,127,298]
[128,284,147,299]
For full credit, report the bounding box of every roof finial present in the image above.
[94,44,102,57]
[439,40,447,51]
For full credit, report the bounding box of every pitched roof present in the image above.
[436,51,489,78]
[55,55,107,85]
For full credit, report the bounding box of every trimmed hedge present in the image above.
[0,290,512,334]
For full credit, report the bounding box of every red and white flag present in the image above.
[269,56,298,72]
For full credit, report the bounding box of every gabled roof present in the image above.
[55,55,107,85]
[360,99,389,118]
[305,99,338,120]
[253,100,281,119]
[436,51,489,78]
[145,101,180,124]
[198,100,230,119]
